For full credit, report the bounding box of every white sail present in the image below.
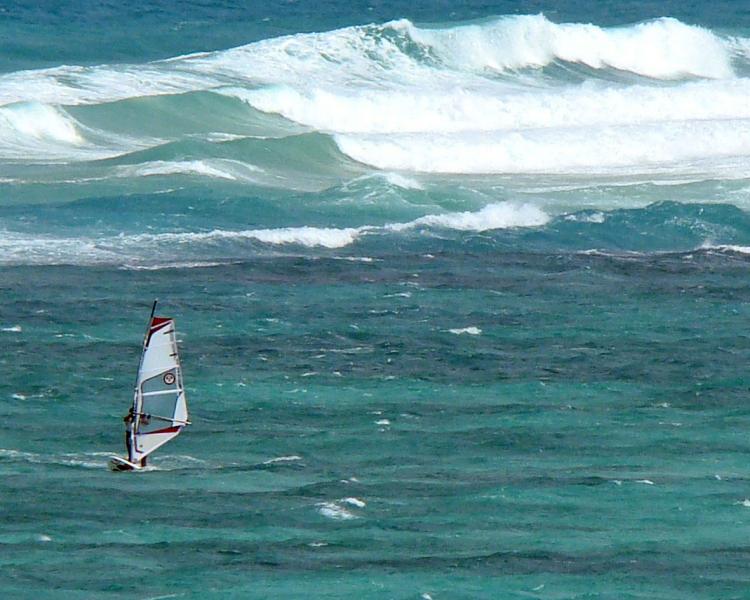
[129,310,189,463]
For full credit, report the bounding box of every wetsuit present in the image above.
[123,412,134,461]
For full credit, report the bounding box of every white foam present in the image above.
[135,454,210,471]
[408,15,733,79]
[0,102,82,144]
[0,63,216,107]
[263,455,302,464]
[128,161,236,180]
[0,21,418,109]
[0,448,118,469]
[335,117,750,175]
[340,497,366,508]
[191,21,432,93]
[700,243,750,255]
[0,230,122,266]
[239,77,750,136]
[206,19,750,179]
[565,212,606,224]
[0,101,154,161]
[204,132,248,142]
[317,502,358,520]
[119,159,262,181]
[382,172,423,190]
[393,203,550,230]
[1,325,22,332]
[0,16,745,181]
[0,102,87,160]
[0,448,31,459]
[0,202,548,265]
[449,326,482,335]
[119,261,235,271]
[58,457,106,469]
[333,256,376,263]
[0,17,742,110]
[238,226,361,248]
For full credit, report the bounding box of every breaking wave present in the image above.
[334,119,750,175]
[0,102,92,160]
[0,15,748,179]
[406,15,735,78]
[0,202,548,265]
[231,78,750,135]
[6,201,750,265]
[0,15,743,109]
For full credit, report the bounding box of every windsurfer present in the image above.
[123,407,135,459]
[109,302,189,473]
[122,408,147,467]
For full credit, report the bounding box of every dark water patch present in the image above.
[515,202,750,254]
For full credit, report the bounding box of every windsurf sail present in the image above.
[128,300,189,464]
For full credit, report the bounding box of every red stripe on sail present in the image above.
[142,426,181,435]
[146,318,172,346]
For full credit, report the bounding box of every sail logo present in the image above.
[163,372,176,385]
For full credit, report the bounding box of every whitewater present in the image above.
[0,14,748,250]
[3,4,750,599]
[1,15,750,179]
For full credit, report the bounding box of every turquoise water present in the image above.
[3,2,750,598]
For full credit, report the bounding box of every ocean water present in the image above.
[3,1,750,598]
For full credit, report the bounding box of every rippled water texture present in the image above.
[2,1,750,598]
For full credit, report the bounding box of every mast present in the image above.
[128,300,157,461]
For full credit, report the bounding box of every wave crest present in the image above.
[407,15,734,79]
[0,202,548,265]
[0,15,742,111]
[0,15,748,177]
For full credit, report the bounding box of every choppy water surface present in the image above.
[2,1,750,598]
